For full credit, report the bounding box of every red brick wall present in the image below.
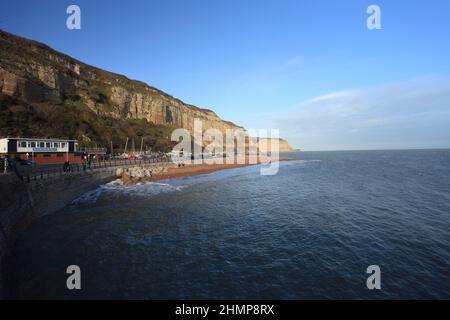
[13,153,82,164]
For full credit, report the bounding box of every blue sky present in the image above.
[1,0,450,150]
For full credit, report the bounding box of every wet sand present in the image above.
[148,157,295,182]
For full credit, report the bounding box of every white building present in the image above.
[0,137,80,164]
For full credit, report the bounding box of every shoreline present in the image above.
[145,157,295,182]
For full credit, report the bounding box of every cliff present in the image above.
[258,138,295,152]
[0,29,293,152]
[0,29,244,150]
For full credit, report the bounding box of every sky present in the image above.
[1,0,450,150]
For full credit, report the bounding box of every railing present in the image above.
[76,147,108,154]
[20,156,172,183]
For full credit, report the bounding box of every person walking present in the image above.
[82,155,87,171]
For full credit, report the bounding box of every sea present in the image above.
[10,150,450,299]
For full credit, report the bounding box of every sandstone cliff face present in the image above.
[0,29,294,150]
[0,29,241,134]
[257,138,295,152]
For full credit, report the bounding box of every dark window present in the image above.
[46,142,51,148]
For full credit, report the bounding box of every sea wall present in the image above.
[0,162,171,298]
[0,173,31,299]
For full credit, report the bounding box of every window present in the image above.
[19,141,27,148]
[46,142,51,148]
[30,142,36,148]
[54,142,60,148]
[39,142,45,148]
[61,142,66,148]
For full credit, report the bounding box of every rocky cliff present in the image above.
[0,29,241,131]
[0,29,293,151]
[258,138,295,152]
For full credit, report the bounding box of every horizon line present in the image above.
[287,147,450,152]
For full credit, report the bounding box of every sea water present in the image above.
[10,150,450,299]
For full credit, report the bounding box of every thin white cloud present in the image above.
[270,78,450,150]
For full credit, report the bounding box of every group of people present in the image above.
[61,154,100,173]
[81,154,96,170]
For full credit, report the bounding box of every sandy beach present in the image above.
[147,157,295,182]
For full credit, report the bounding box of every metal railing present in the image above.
[19,156,172,183]
[76,147,108,154]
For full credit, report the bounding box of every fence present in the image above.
[16,156,172,183]
[76,147,108,154]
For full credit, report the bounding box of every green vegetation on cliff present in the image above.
[0,29,202,152]
[0,94,175,152]
[0,29,294,152]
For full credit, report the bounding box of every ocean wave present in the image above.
[72,160,319,205]
[72,179,185,205]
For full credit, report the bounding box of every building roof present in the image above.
[0,137,77,142]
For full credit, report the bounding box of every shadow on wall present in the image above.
[0,169,118,298]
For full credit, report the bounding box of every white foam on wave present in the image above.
[72,160,320,205]
[72,179,185,205]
